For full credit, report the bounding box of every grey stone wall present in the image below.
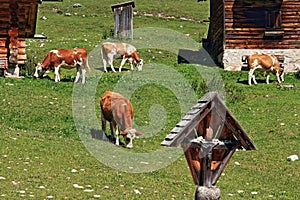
[221,49,300,72]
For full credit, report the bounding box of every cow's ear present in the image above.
[135,131,142,136]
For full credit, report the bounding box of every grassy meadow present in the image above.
[0,0,299,199]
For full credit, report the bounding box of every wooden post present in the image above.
[197,139,221,200]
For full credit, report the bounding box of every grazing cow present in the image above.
[34,48,89,83]
[246,54,284,85]
[101,42,144,72]
[100,90,142,148]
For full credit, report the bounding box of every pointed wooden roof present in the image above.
[161,92,257,150]
[111,1,135,11]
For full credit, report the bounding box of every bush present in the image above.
[20,60,36,77]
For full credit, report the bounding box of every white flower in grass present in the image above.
[46,195,54,199]
[237,190,244,193]
[234,161,241,166]
[251,191,258,195]
[83,189,94,193]
[39,186,45,189]
[71,169,78,173]
[134,189,141,194]
[12,180,20,186]
[93,195,101,198]
[73,184,84,189]
[0,176,6,180]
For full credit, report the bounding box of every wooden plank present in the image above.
[0,48,8,54]
[18,47,26,54]
[17,54,27,60]
[170,126,182,133]
[0,39,6,47]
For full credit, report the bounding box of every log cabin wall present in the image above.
[204,0,300,72]
[0,0,40,74]
[202,0,224,64]
[225,0,300,49]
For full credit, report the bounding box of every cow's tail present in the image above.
[85,56,91,72]
[101,45,105,62]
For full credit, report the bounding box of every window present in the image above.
[265,10,282,29]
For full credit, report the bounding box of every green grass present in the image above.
[1,0,300,199]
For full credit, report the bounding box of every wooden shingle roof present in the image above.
[161,92,257,150]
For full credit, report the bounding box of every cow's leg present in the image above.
[130,61,134,71]
[276,71,283,83]
[252,74,257,84]
[54,66,60,82]
[266,72,270,84]
[119,57,127,72]
[74,66,81,83]
[126,137,133,148]
[101,112,107,134]
[115,126,120,146]
[280,72,284,83]
[250,68,258,85]
[103,57,108,72]
[108,55,116,73]
[248,69,254,85]
[109,122,114,137]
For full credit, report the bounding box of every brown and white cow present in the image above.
[101,42,143,72]
[100,90,142,148]
[34,48,89,83]
[246,54,284,85]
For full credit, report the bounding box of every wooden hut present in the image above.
[202,0,300,72]
[111,1,135,40]
[0,0,43,77]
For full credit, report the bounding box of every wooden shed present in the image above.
[111,1,135,40]
[0,0,42,77]
[202,0,300,72]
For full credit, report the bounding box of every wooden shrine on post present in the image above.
[161,92,257,200]
[111,1,135,40]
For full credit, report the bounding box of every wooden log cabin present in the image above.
[202,0,300,72]
[0,0,42,77]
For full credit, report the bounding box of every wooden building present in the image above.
[111,1,135,40]
[202,0,300,72]
[0,0,43,77]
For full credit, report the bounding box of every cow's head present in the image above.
[33,63,50,78]
[135,59,144,72]
[122,128,142,148]
[33,63,43,78]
